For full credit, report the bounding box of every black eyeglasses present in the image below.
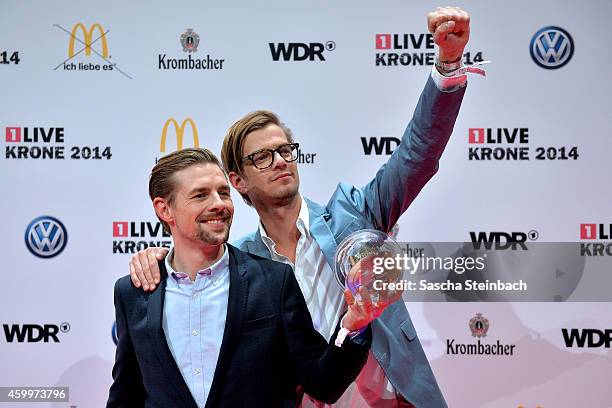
[242,143,300,169]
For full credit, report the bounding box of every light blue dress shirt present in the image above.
[162,246,230,408]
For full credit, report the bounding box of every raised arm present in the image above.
[357,7,471,232]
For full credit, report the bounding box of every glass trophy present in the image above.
[334,229,404,305]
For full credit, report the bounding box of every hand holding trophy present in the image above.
[335,230,405,330]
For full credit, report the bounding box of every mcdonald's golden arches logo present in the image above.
[160,118,200,153]
[68,23,109,58]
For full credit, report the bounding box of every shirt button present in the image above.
[192,293,198,299]
[194,368,201,374]
[192,329,199,336]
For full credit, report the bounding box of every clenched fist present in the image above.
[427,6,470,62]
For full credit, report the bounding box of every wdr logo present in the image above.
[269,41,336,62]
[3,323,70,343]
[469,230,539,250]
[562,328,612,348]
[361,137,400,155]
[24,216,68,258]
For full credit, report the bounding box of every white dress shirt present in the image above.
[259,197,345,341]
[260,198,394,408]
[162,246,230,408]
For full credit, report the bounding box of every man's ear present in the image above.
[228,171,248,195]
[153,197,173,226]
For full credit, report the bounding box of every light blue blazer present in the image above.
[235,76,466,408]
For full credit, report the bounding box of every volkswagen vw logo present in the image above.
[111,321,118,346]
[24,216,68,258]
[530,26,574,69]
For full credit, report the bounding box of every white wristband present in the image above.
[335,327,351,347]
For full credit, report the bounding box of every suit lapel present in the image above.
[305,197,338,270]
[205,245,249,408]
[244,229,272,259]
[147,262,198,408]
[246,198,336,268]
[247,197,338,269]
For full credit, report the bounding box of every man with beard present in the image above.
[107,148,387,408]
[129,6,476,407]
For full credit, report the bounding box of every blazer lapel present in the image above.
[244,229,272,259]
[205,245,249,408]
[147,262,198,408]
[305,197,338,270]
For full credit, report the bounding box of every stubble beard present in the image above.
[194,213,232,246]
[195,223,230,246]
[264,177,300,207]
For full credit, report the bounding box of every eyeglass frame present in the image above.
[241,142,300,170]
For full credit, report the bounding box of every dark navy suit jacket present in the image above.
[107,245,371,408]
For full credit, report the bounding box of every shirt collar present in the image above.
[165,245,229,283]
[259,195,310,252]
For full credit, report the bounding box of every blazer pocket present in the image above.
[400,318,417,342]
[243,315,276,333]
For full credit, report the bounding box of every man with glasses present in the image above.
[243,143,300,170]
[130,6,473,407]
